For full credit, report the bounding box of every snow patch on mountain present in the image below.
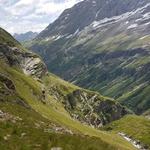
[127,24,138,29]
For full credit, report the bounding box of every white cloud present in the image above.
[15,0,35,6]
[36,0,79,14]
[0,0,81,34]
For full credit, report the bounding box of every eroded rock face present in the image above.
[0,73,15,91]
[65,89,129,127]
[45,83,129,127]
[0,73,30,108]
[21,52,47,79]
[0,44,47,79]
[46,84,129,127]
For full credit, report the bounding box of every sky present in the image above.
[0,0,81,34]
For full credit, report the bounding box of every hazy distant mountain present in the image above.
[13,31,38,42]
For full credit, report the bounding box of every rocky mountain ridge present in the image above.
[37,0,149,39]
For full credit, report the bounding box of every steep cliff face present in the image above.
[65,89,128,127]
[46,83,129,127]
[0,44,47,79]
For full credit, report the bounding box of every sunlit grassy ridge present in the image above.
[0,60,136,149]
[0,103,118,150]
[0,27,136,150]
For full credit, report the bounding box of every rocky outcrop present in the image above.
[21,52,47,79]
[63,89,128,127]
[0,73,15,91]
[0,44,47,79]
[45,85,129,127]
[67,90,129,127]
[0,73,30,108]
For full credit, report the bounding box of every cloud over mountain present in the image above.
[0,0,81,34]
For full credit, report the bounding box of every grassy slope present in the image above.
[104,115,150,148]
[0,28,19,46]
[0,103,119,150]
[0,60,136,150]
[0,27,136,149]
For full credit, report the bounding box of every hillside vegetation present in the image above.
[0,27,137,150]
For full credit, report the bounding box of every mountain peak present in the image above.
[37,0,149,39]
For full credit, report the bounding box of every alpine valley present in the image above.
[0,27,142,150]
[0,0,150,150]
[29,0,150,115]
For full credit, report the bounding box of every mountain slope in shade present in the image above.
[0,27,137,150]
[13,31,38,42]
[29,0,150,115]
